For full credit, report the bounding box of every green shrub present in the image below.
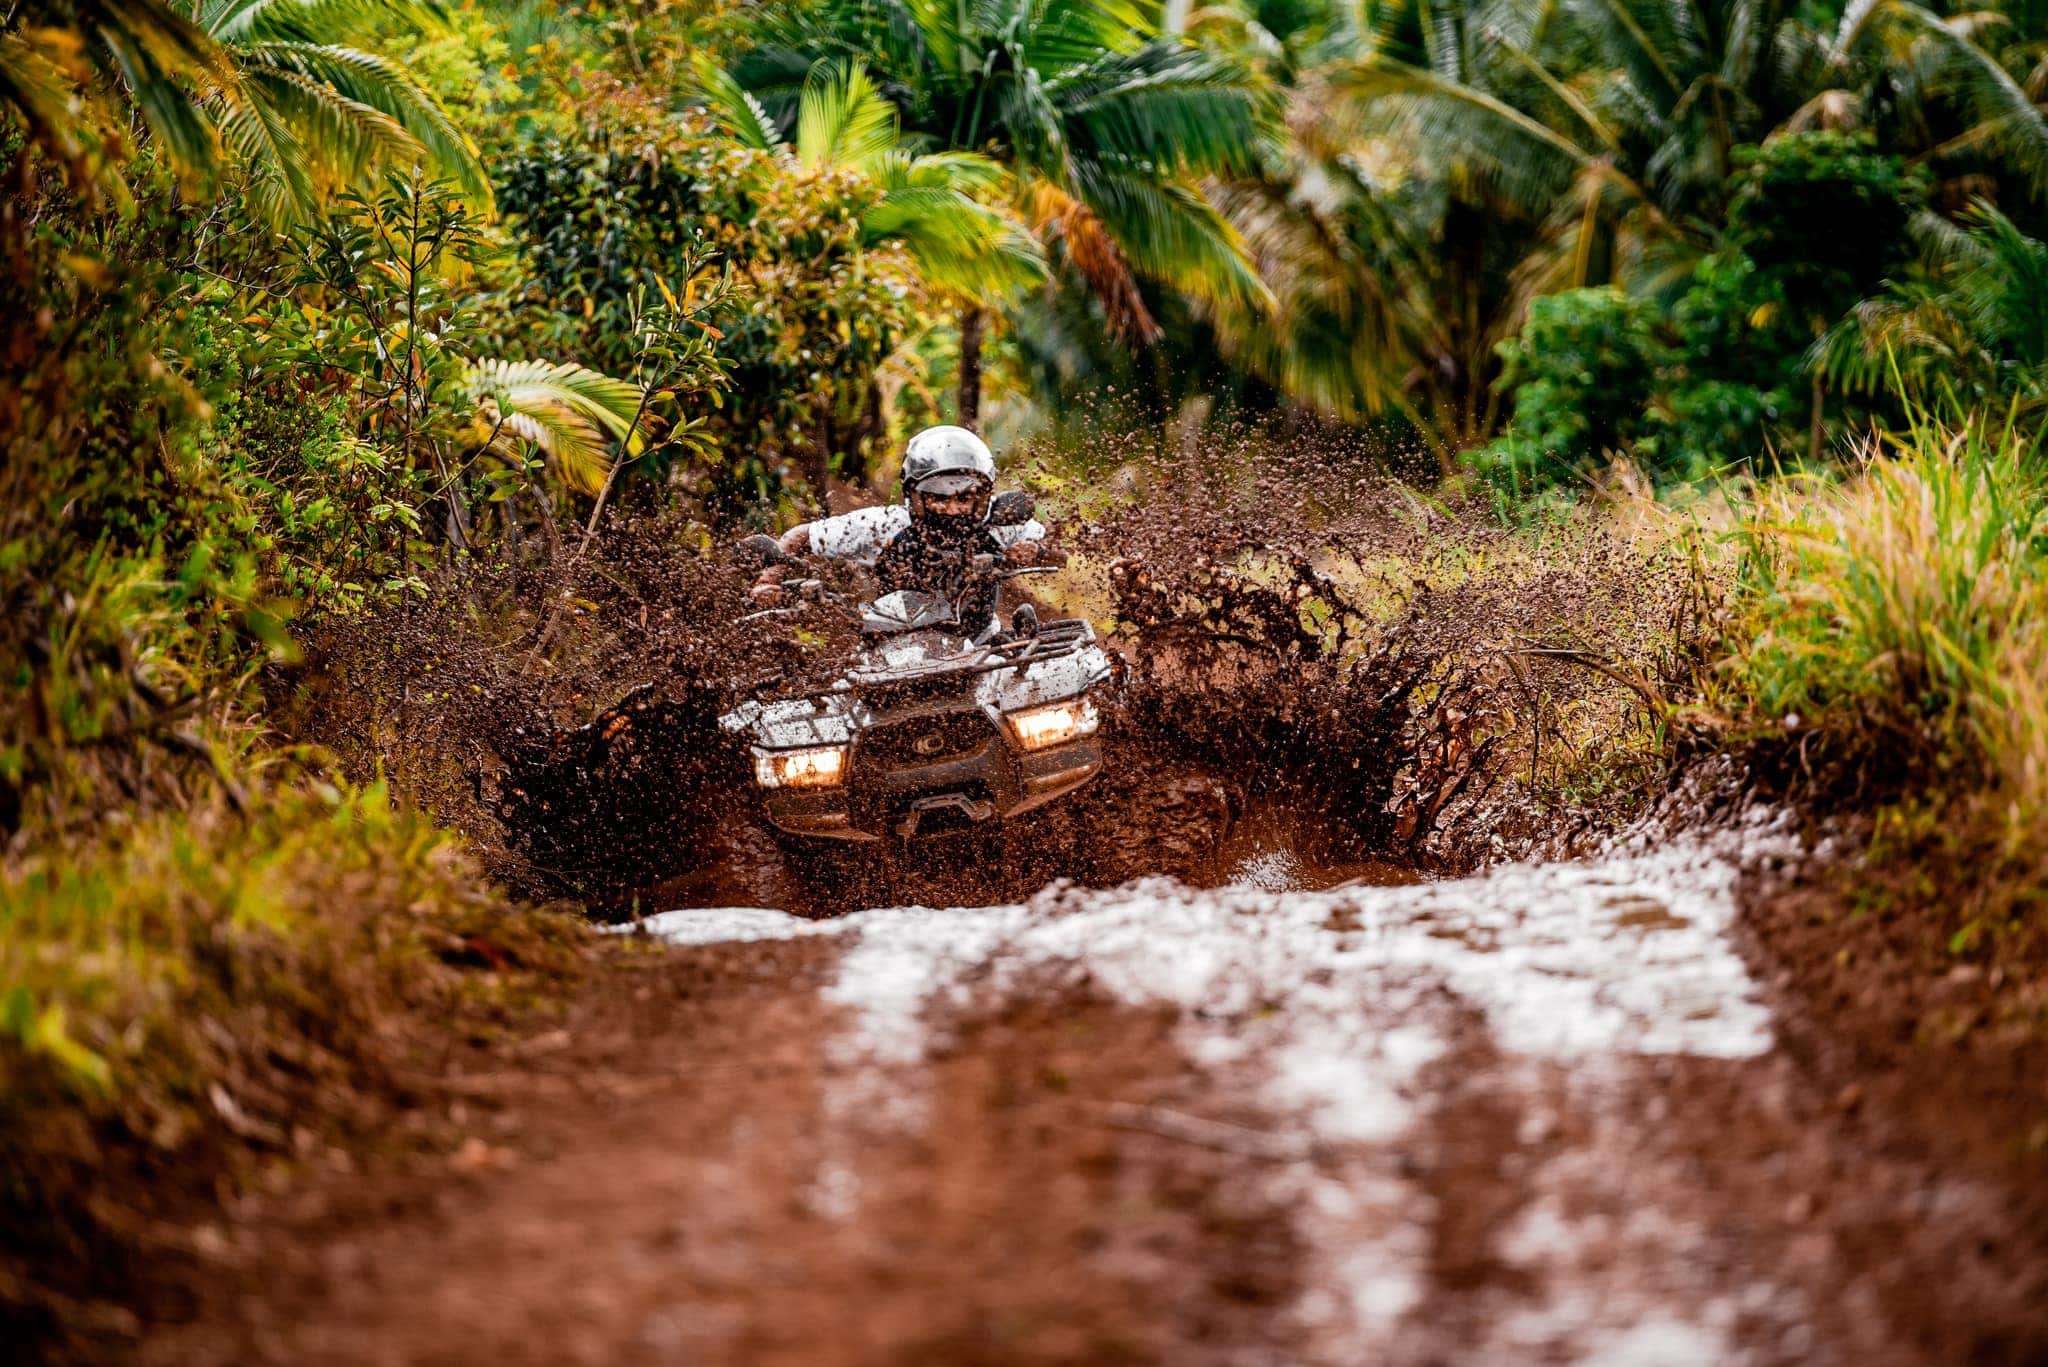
[1478,134,1927,497]
[1644,379,1785,482]
[1724,132,1923,316]
[0,781,583,1339]
[1713,412,2048,816]
[1469,287,1668,499]
[495,114,922,504]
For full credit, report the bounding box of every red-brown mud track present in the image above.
[126,818,2048,1367]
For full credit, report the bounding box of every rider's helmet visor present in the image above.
[915,472,988,498]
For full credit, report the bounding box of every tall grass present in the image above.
[1716,411,2048,820]
[0,781,584,1341]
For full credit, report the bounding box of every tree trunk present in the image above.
[844,381,883,491]
[958,305,985,432]
[1809,369,1826,468]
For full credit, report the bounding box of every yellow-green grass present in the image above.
[1712,412,2048,827]
[1,780,585,1335]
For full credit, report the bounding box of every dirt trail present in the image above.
[131,817,2048,1366]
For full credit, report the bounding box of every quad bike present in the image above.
[720,502,1112,896]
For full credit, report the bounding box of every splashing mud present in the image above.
[281,439,1696,916]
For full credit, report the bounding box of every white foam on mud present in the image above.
[640,839,1776,1063]
[640,826,1796,1361]
[628,906,841,944]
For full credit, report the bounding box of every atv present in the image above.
[720,510,1112,890]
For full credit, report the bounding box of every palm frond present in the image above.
[459,360,645,496]
[1051,44,1267,177]
[1068,162,1273,312]
[1953,202,2048,367]
[1566,0,1686,105]
[201,0,445,45]
[690,55,786,151]
[795,59,900,172]
[1014,0,1155,73]
[1878,2,2048,201]
[214,80,319,224]
[873,148,1008,192]
[241,64,416,191]
[1333,54,1591,212]
[91,0,229,176]
[866,185,1047,295]
[1023,176,1162,342]
[239,41,488,205]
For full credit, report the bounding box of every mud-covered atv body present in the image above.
[720,585,1112,846]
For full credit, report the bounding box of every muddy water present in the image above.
[632,809,1834,1363]
[1205,800,1418,894]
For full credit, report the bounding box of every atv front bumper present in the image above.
[761,734,1102,841]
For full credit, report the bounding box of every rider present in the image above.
[750,426,1045,630]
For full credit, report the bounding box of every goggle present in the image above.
[914,473,990,498]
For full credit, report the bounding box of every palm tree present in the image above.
[2,0,485,223]
[1817,201,2048,413]
[2,0,222,205]
[728,0,1269,427]
[1236,0,2048,456]
[696,57,1045,303]
[196,0,489,224]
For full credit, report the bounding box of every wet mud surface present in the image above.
[125,816,2048,1366]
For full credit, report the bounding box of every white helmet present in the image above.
[902,425,996,498]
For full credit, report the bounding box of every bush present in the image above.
[1469,287,1668,498]
[495,113,922,506]
[1644,379,1785,482]
[1478,134,1927,497]
[0,781,584,1342]
[1724,132,1923,315]
[1712,412,2048,816]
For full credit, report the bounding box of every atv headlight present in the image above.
[1004,698,1099,752]
[754,745,848,789]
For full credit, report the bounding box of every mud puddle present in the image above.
[138,806,2048,1366]
[626,811,1871,1362]
[1207,797,1418,894]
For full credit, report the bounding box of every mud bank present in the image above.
[1732,848,2048,1362]
[120,812,2048,1367]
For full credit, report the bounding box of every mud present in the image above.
[116,817,2048,1366]
[191,448,2042,1364]
[281,441,1688,915]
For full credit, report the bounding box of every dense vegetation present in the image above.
[4,0,2048,1343]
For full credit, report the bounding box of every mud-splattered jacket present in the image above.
[871,522,1011,636]
[803,504,1044,564]
[804,504,1045,638]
